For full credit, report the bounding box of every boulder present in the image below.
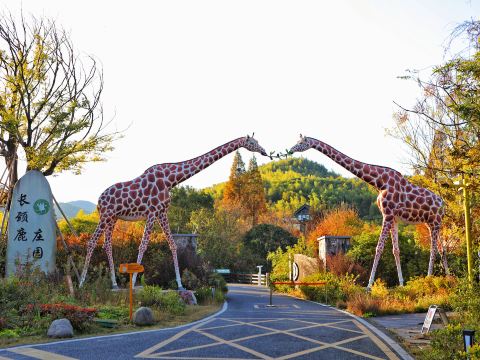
[179,290,197,305]
[47,318,74,338]
[133,307,155,326]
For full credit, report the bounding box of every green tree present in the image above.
[0,12,118,187]
[242,224,297,270]
[390,20,480,265]
[189,208,244,270]
[168,186,214,233]
[348,225,431,286]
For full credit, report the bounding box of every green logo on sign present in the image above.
[33,199,50,215]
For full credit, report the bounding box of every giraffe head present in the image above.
[289,134,314,153]
[243,134,267,156]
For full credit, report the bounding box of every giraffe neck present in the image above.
[310,138,386,189]
[166,137,245,187]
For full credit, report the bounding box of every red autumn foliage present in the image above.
[22,303,97,330]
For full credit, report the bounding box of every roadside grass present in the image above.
[0,303,222,349]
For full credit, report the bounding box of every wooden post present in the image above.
[119,263,144,322]
[129,273,133,321]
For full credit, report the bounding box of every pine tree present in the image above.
[222,151,246,209]
[243,155,267,226]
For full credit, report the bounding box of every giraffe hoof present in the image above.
[365,286,372,293]
[111,284,120,290]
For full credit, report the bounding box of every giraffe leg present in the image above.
[390,222,404,286]
[427,224,447,275]
[158,211,184,290]
[102,220,118,288]
[79,218,108,288]
[367,219,393,289]
[132,214,155,287]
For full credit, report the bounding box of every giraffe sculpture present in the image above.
[289,135,449,288]
[79,135,267,289]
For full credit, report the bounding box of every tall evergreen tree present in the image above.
[222,151,245,209]
[243,155,267,226]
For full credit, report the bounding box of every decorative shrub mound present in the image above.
[137,286,186,315]
[22,303,97,331]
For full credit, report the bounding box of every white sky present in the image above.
[2,0,479,203]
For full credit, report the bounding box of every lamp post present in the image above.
[463,329,475,355]
[444,175,473,283]
[455,175,473,283]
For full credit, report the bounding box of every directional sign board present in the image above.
[119,263,144,274]
[421,305,449,334]
[6,170,56,276]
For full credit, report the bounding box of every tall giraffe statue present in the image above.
[79,135,267,289]
[290,135,449,288]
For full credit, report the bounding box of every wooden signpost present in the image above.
[119,263,144,321]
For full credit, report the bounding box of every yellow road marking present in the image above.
[0,355,13,360]
[353,319,401,360]
[199,330,273,360]
[277,335,376,360]
[135,318,215,358]
[145,357,249,360]
[225,318,386,360]
[9,347,78,360]
[199,318,280,331]
[136,315,400,360]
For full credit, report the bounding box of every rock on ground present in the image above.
[133,306,155,326]
[179,290,197,305]
[47,318,74,338]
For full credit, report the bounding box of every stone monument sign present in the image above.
[6,170,57,276]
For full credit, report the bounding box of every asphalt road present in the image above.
[0,284,409,360]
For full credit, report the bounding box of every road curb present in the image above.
[279,292,414,360]
[0,301,228,352]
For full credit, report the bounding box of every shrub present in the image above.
[419,324,464,360]
[300,272,352,305]
[0,329,19,339]
[96,306,129,321]
[195,287,214,304]
[22,303,97,331]
[208,273,228,293]
[194,286,225,305]
[346,293,381,317]
[137,286,186,315]
[181,269,200,290]
[370,279,389,299]
[138,285,163,307]
[158,291,186,315]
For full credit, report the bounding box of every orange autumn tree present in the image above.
[221,151,246,212]
[307,207,363,253]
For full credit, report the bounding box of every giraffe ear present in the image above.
[300,134,303,139]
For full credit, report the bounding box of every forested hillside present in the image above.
[209,157,381,220]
